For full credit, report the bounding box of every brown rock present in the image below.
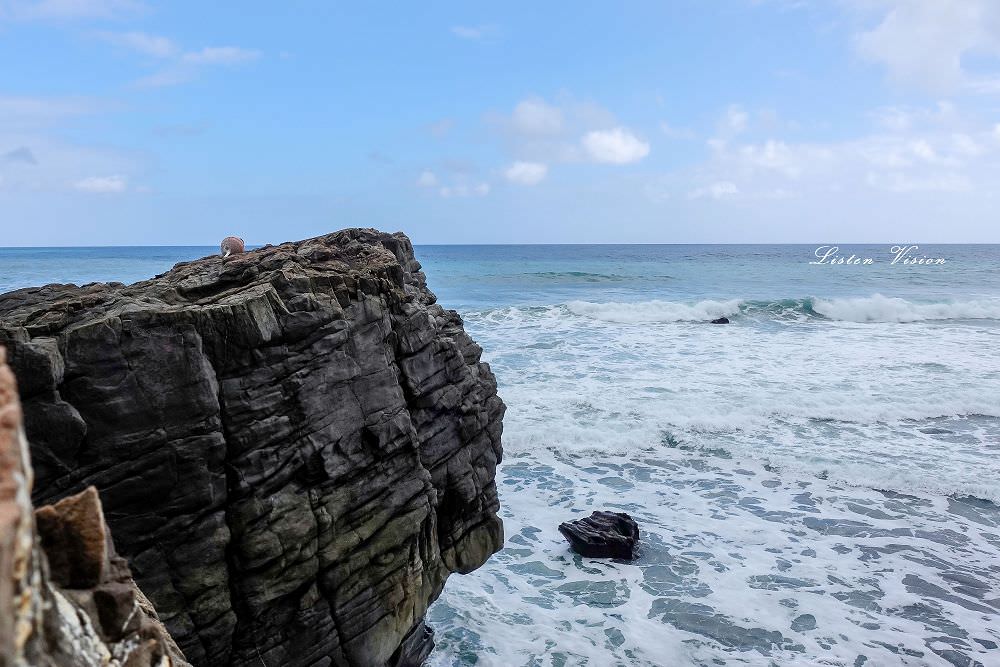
[34,487,107,589]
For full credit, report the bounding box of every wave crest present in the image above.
[811,294,1000,322]
[560,295,1000,323]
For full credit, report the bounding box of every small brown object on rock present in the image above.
[220,236,245,257]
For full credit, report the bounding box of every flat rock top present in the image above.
[0,227,422,335]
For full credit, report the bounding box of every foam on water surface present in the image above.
[427,284,1000,665]
[429,448,1000,666]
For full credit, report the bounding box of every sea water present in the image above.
[2,244,998,666]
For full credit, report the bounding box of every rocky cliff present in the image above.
[0,347,189,666]
[0,229,505,666]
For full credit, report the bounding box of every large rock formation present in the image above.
[0,347,189,666]
[0,229,505,666]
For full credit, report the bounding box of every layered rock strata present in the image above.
[0,229,505,666]
[0,347,188,666]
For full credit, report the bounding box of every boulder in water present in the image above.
[710,317,730,324]
[558,511,639,559]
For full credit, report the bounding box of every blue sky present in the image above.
[1,0,999,245]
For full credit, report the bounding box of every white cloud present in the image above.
[73,175,127,193]
[97,30,176,57]
[0,95,100,130]
[426,118,454,138]
[870,102,958,133]
[660,121,695,140]
[853,0,1000,93]
[182,46,260,65]
[0,96,138,193]
[670,101,1000,204]
[452,24,494,40]
[134,69,191,88]
[128,43,261,87]
[951,133,983,157]
[737,140,805,178]
[451,25,481,39]
[416,170,438,187]
[581,127,650,164]
[439,182,489,198]
[865,170,971,193]
[689,181,739,200]
[0,0,142,20]
[504,161,548,185]
[724,106,749,135]
[511,98,563,136]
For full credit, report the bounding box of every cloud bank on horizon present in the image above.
[0,0,999,244]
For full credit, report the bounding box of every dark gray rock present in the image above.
[558,511,639,560]
[0,347,189,666]
[710,317,730,324]
[0,228,506,666]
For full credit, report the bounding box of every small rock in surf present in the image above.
[710,317,730,324]
[558,511,639,559]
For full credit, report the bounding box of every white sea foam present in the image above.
[812,293,1000,322]
[431,291,1000,665]
[566,298,743,323]
[557,294,1000,324]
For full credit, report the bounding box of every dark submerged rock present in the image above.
[710,317,730,324]
[0,228,506,666]
[559,511,639,560]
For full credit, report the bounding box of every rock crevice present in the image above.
[0,229,505,666]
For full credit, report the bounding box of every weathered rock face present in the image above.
[0,347,189,667]
[0,229,505,666]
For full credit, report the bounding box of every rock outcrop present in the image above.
[558,511,639,560]
[0,229,506,666]
[0,347,188,666]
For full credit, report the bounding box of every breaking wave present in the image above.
[559,294,1000,323]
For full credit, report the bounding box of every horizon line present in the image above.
[2,241,999,249]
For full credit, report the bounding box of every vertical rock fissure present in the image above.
[206,350,251,667]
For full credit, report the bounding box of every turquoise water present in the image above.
[3,243,1000,666]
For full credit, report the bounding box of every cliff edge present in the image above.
[0,229,506,666]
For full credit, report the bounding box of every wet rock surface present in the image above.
[558,511,639,559]
[0,229,506,666]
[0,347,188,666]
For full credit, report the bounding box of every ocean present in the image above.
[2,243,999,666]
